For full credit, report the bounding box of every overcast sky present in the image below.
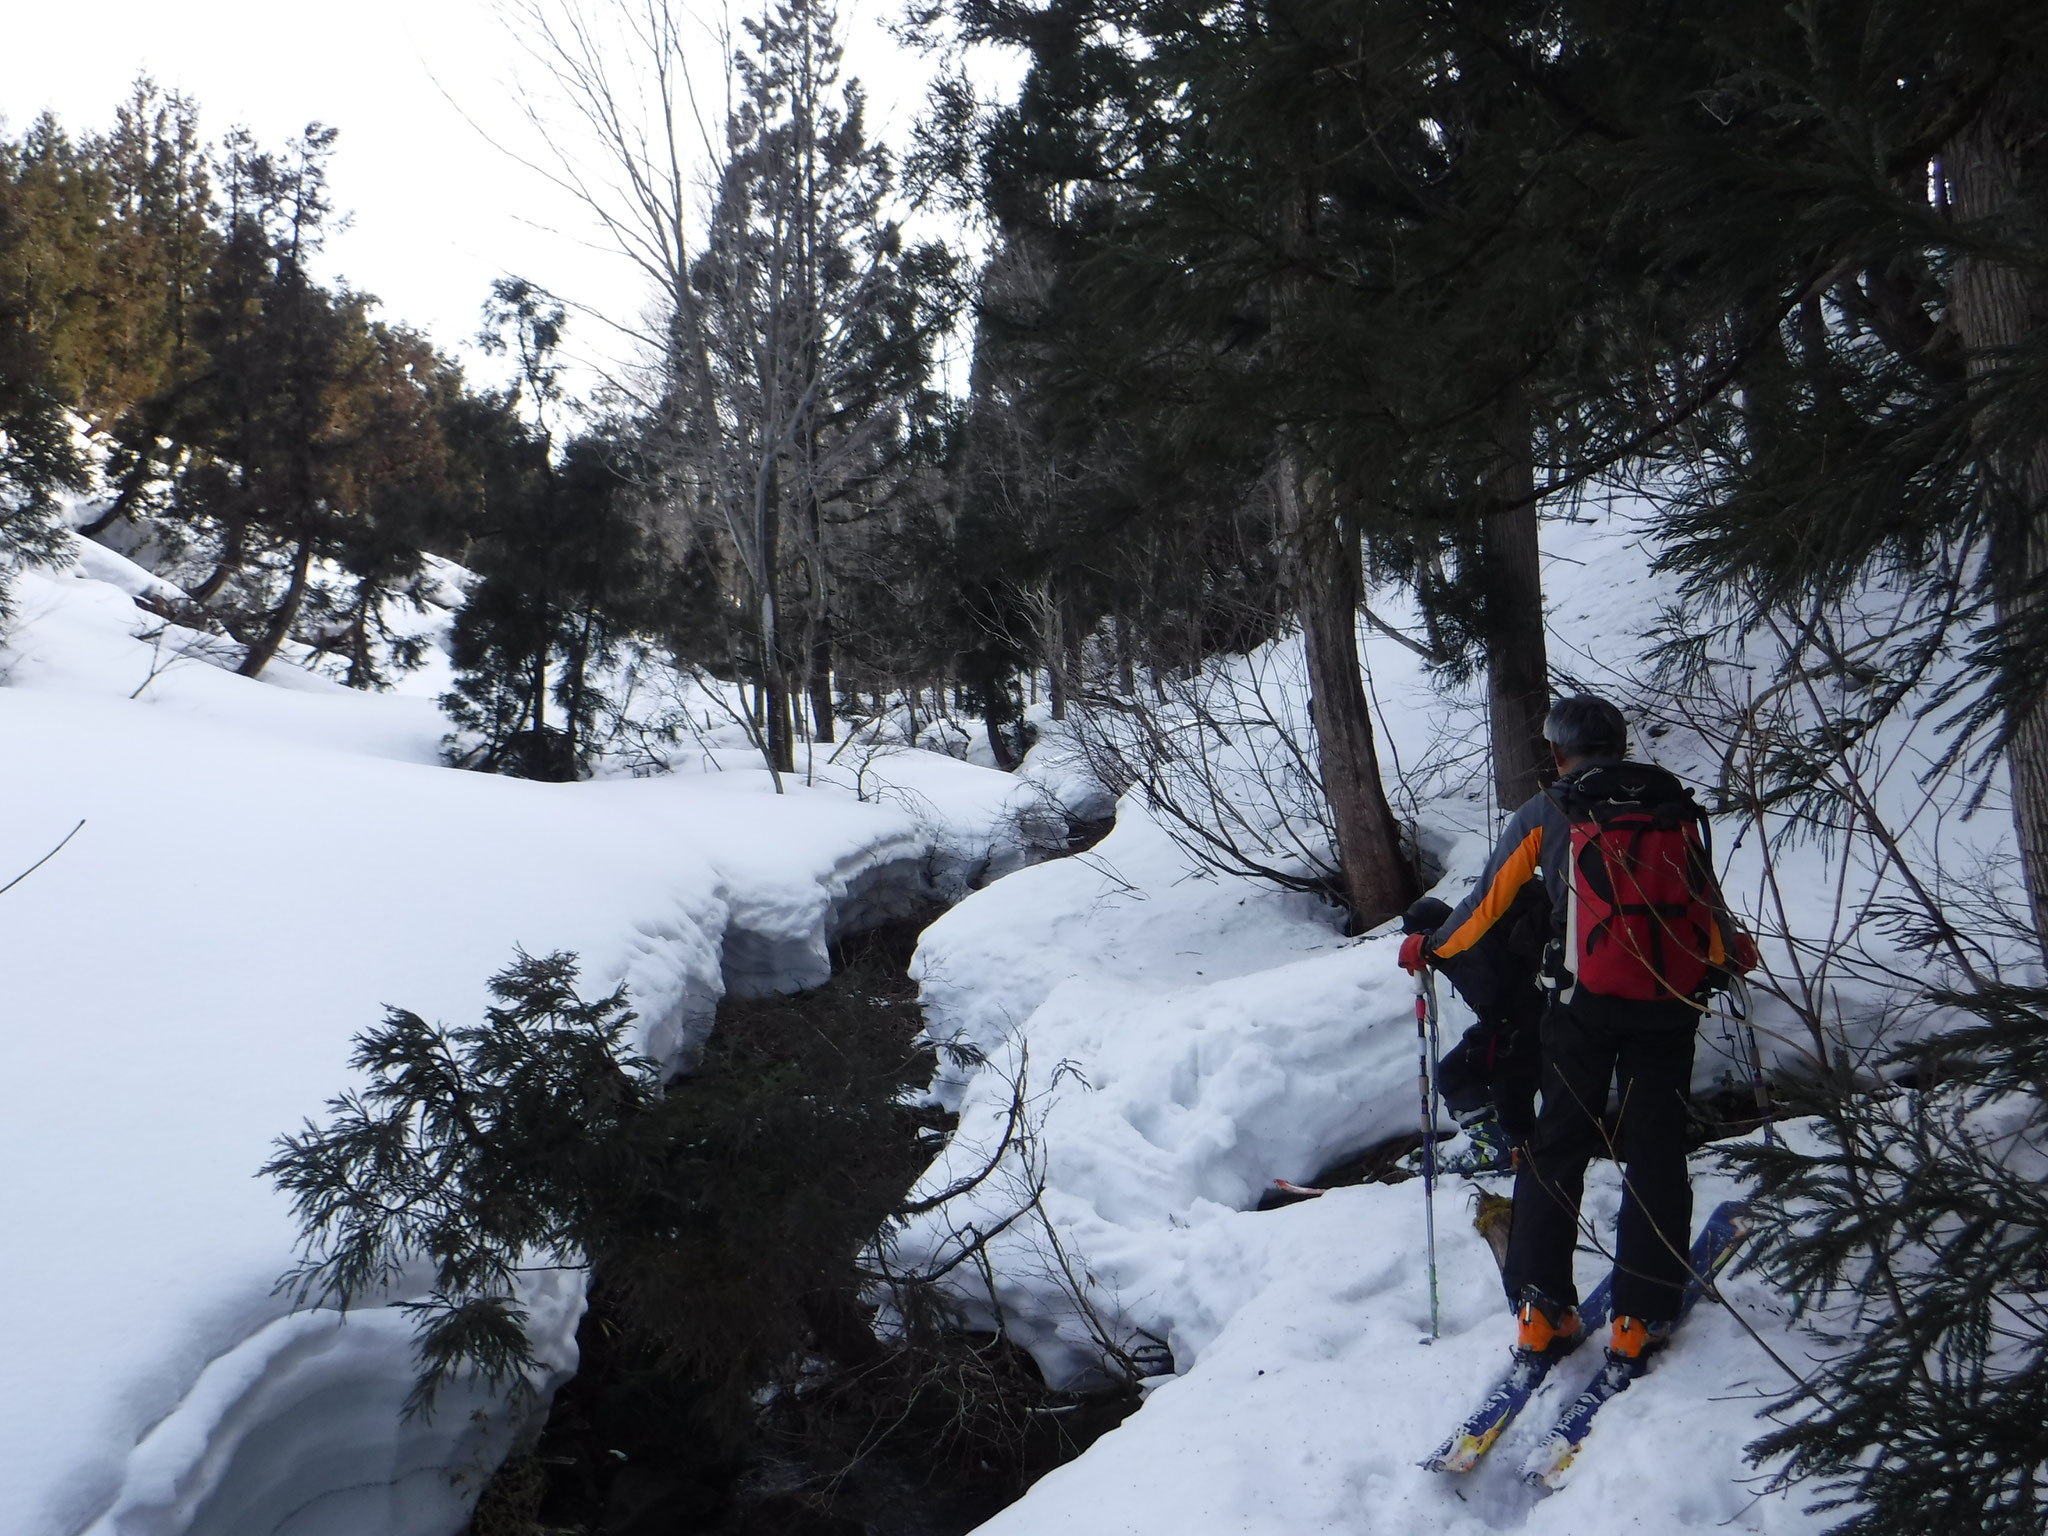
[0,0,978,396]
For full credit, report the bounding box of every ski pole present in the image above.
[1712,975,1775,1146]
[1728,975,1776,1147]
[1415,967,1441,1342]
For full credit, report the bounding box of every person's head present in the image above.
[1542,695,1627,771]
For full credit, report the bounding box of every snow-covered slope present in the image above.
[9,481,2022,1536]
[904,500,2024,1533]
[969,1151,1810,1536]
[0,551,1048,1536]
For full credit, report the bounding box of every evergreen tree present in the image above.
[264,948,943,1431]
[0,120,86,618]
[657,0,957,781]
[440,287,662,779]
[1622,0,2048,957]
[442,431,662,780]
[1730,986,2048,1534]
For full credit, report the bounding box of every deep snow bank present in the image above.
[0,555,1047,1536]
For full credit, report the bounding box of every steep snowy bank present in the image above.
[0,558,1046,1536]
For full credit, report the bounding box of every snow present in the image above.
[968,1153,1817,1536]
[5,479,2021,1536]
[0,551,1050,1536]
[897,500,2024,1534]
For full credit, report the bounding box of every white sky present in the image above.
[0,0,987,398]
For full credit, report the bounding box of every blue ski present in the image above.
[1421,1273,1615,1473]
[1518,1201,1753,1489]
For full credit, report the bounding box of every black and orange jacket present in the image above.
[1425,758,1738,970]
[1425,773,1577,966]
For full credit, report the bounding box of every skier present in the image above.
[1400,890,1545,1173]
[1398,695,1755,1374]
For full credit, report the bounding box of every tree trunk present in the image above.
[1278,457,1419,927]
[756,457,792,784]
[765,642,794,776]
[809,615,835,744]
[1947,95,2048,954]
[985,709,1021,771]
[1116,611,1137,696]
[1482,425,1551,810]
[189,515,248,607]
[236,539,312,678]
[1065,597,1085,700]
[344,597,372,690]
[564,609,596,776]
[1045,591,1068,722]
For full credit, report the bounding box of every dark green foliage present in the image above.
[0,115,95,615]
[440,429,664,780]
[1726,988,2048,1534]
[1545,1,2048,821]
[266,945,940,1425]
[272,941,1137,1533]
[0,89,481,677]
[264,951,655,1415]
[441,280,668,779]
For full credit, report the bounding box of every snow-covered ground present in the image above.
[5,486,2025,1536]
[899,502,2026,1533]
[0,543,1051,1536]
[971,1152,1814,1536]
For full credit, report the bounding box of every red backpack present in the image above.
[1551,764,1726,1002]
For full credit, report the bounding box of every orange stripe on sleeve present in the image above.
[1431,825,1544,961]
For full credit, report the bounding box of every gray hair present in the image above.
[1542,695,1627,761]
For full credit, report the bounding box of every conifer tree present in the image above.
[923,0,1681,917]
[441,283,662,779]
[1618,0,2048,957]
[655,0,955,779]
[0,119,87,618]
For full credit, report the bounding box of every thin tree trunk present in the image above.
[985,706,1021,771]
[236,539,312,678]
[1278,458,1419,927]
[1947,95,2048,955]
[809,613,835,744]
[344,595,372,690]
[1045,590,1068,721]
[564,609,596,778]
[1116,611,1137,696]
[1065,596,1085,700]
[189,515,248,606]
[1483,423,1551,810]
[756,456,792,784]
[81,445,161,538]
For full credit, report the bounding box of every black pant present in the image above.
[1436,994,1543,1139]
[1501,991,1698,1322]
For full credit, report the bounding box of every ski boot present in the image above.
[1513,1287,1586,1364]
[1604,1315,1673,1375]
[1436,1111,1517,1176]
